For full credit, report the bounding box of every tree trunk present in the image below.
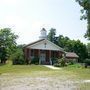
[0,59,6,64]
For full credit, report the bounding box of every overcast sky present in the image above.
[0,0,89,44]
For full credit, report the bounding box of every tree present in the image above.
[47,28,56,43]
[72,40,88,62]
[11,45,25,65]
[0,28,18,64]
[64,40,74,52]
[76,0,90,40]
[58,35,70,48]
[57,35,88,62]
[87,43,90,58]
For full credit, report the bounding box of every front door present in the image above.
[40,51,46,64]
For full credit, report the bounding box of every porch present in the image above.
[24,49,63,65]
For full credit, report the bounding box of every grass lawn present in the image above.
[64,64,90,79]
[0,61,90,90]
[0,61,90,79]
[0,64,52,74]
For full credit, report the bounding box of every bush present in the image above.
[11,49,25,65]
[54,58,66,67]
[84,59,90,65]
[60,58,66,67]
[51,57,58,65]
[31,57,39,65]
[68,60,75,65]
[84,59,90,68]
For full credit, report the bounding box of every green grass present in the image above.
[0,61,90,79]
[0,64,52,74]
[0,62,90,89]
[63,64,90,79]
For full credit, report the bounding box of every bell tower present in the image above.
[39,28,47,39]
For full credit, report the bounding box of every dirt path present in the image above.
[0,77,75,90]
[0,75,89,90]
[44,65,61,70]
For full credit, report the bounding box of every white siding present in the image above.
[27,39,63,51]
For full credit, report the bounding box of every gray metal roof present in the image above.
[66,52,79,58]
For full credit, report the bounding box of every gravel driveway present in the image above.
[0,74,89,90]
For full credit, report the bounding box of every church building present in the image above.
[23,28,64,64]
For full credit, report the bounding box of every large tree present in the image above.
[0,28,18,64]
[87,43,90,58]
[76,0,90,40]
[58,35,70,48]
[71,40,88,62]
[47,28,56,43]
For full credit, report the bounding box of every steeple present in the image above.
[39,28,47,39]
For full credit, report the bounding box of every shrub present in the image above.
[84,59,90,68]
[68,60,75,65]
[31,57,39,65]
[84,59,90,65]
[11,49,25,65]
[60,58,66,67]
[54,58,66,67]
[51,57,58,65]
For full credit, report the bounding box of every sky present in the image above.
[0,0,89,45]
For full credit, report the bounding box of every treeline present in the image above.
[47,28,90,62]
[0,28,90,65]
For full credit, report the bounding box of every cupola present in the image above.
[39,28,47,39]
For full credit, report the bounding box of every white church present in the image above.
[24,28,78,64]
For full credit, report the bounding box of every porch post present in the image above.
[38,49,41,64]
[58,51,61,58]
[29,49,31,64]
[49,50,52,65]
[26,48,29,64]
[24,48,27,61]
